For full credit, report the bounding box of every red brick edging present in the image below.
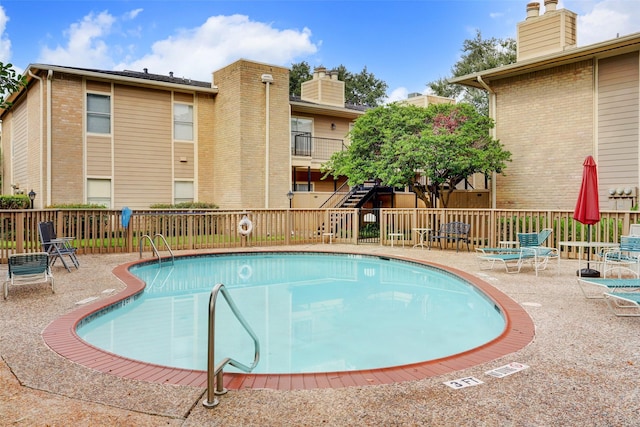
[42,251,535,390]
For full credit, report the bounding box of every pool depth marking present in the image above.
[42,250,535,391]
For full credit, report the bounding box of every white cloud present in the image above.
[0,6,12,63]
[126,8,143,20]
[38,10,116,68]
[568,0,640,46]
[116,14,318,81]
[385,87,409,104]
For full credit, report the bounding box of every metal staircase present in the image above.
[320,180,381,209]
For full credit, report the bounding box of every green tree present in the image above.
[0,62,26,110]
[335,64,388,107]
[323,103,511,208]
[289,61,312,97]
[428,30,516,115]
[289,62,388,107]
[0,62,26,191]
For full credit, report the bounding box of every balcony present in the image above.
[291,133,346,162]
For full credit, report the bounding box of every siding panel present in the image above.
[597,52,640,200]
[113,85,172,208]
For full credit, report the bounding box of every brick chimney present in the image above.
[516,0,577,61]
[300,67,345,107]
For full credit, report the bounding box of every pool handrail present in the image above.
[203,282,260,409]
[138,233,174,266]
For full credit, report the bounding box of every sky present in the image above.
[0,0,639,102]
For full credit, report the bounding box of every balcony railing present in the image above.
[291,133,346,161]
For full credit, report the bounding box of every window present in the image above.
[87,94,111,134]
[291,117,313,155]
[174,104,193,141]
[87,179,111,208]
[175,181,194,204]
[294,183,314,192]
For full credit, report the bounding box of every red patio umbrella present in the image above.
[573,155,601,277]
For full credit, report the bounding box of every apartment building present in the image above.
[0,59,370,209]
[451,0,640,210]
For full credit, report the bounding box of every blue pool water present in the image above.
[77,253,505,374]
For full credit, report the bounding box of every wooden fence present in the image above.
[1,208,639,262]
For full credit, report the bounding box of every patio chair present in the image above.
[603,291,640,317]
[517,228,553,247]
[479,228,553,254]
[576,266,640,299]
[38,221,79,272]
[4,252,54,299]
[430,222,471,252]
[602,235,640,273]
[476,246,558,276]
[629,224,640,236]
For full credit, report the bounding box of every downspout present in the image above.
[262,77,272,208]
[28,69,44,208]
[476,75,497,209]
[46,70,53,207]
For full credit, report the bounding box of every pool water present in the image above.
[77,253,505,374]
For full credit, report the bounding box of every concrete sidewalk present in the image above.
[1,245,638,426]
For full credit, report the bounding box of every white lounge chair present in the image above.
[4,252,54,299]
[603,292,640,317]
[577,266,640,299]
[476,246,558,276]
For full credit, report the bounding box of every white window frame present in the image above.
[174,103,194,141]
[87,178,111,208]
[174,181,194,204]
[294,183,314,192]
[86,93,111,134]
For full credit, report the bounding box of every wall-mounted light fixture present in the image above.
[331,123,336,130]
[28,189,36,209]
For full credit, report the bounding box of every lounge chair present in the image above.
[476,246,559,276]
[38,221,79,271]
[479,228,553,254]
[4,252,54,299]
[517,228,553,247]
[603,292,640,317]
[576,266,640,299]
[601,235,640,273]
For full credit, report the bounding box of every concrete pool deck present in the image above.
[1,245,639,425]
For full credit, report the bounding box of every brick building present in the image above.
[451,0,640,210]
[0,59,367,209]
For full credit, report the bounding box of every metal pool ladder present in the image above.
[203,283,260,409]
[139,233,174,265]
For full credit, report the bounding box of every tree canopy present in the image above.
[0,62,26,110]
[428,30,516,115]
[290,61,388,107]
[322,102,511,208]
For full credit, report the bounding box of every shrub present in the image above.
[0,194,30,209]
[150,201,219,209]
[47,203,108,209]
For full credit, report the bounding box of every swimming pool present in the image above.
[43,250,535,389]
[77,252,505,374]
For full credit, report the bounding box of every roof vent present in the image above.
[169,71,173,78]
[143,68,148,74]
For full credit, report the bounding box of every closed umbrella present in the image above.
[573,155,601,277]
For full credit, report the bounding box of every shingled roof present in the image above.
[39,64,213,89]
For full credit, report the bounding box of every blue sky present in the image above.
[0,0,639,102]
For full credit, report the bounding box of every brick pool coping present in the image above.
[42,250,535,390]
